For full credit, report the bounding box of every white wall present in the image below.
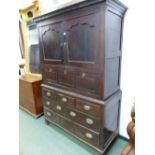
[119,0,136,138]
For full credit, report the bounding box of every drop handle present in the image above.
[56,105,62,111]
[86,118,94,125]
[81,73,86,78]
[83,105,91,111]
[47,112,51,116]
[46,92,51,97]
[85,133,93,139]
[61,97,67,103]
[69,111,76,117]
[49,68,53,72]
[46,101,51,106]
[64,70,67,75]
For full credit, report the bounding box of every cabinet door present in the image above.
[39,22,63,64]
[63,13,100,70]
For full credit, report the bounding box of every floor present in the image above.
[19,109,127,155]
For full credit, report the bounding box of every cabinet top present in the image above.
[34,0,127,23]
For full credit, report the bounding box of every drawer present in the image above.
[74,123,100,147]
[76,72,99,92]
[65,108,100,132]
[57,93,75,108]
[76,100,101,118]
[44,108,100,147]
[43,98,64,116]
[43,65,57,82]
[42,88,56,100]
[58,69,75,87]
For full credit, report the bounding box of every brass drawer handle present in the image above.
[81,73,86,78]
[46,101,51,106]
[85,133,93,139]
[86,118,94,125]
[47,112,51,116]
[61,97,67,103]
[83,105,91,111]
[64,70,67,75]
[69,111,76,117]
[56,105,62,111]
[49,68,53,72]
[46,92,51,97]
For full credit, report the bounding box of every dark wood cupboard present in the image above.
[34,0,127,154]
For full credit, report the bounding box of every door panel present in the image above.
[64,13,99,67]
[40,22,63,63]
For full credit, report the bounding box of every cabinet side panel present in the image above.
[103,91,121,146]
[104,8,123,98]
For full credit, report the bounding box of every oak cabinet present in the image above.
[34,0,127,153]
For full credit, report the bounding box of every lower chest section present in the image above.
[42,84,121,151]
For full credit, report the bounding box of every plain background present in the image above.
[0,0,155,154]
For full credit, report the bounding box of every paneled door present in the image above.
[63,13,100,70]
[39,21,63,65]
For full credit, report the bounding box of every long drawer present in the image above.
[65,108,100,132]
[42,64,101,95]
[44,107,100,147]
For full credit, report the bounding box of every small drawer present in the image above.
[57,93,75,108]
[43,99,64,116]
[65,108,100,132]
[76,72,99,92]
[76,100,101,118]
[58,69,75,87]
[43,65,58,82]
[74,124,100,147]
[42,88,56,100]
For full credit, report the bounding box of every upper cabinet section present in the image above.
[39,11,100,70]
[35,0,127,99]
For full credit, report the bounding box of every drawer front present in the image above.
[44,108,75,134]
[43,98,64,116]
[74,123,100,147]
[76,72,99,92]
[44,108,100,147]
[43,65,57,82]
[76,100,101,118]
[65,108,100,132]
[42,88,56,100]
[57,93,75,108]
[58,69,75,87]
